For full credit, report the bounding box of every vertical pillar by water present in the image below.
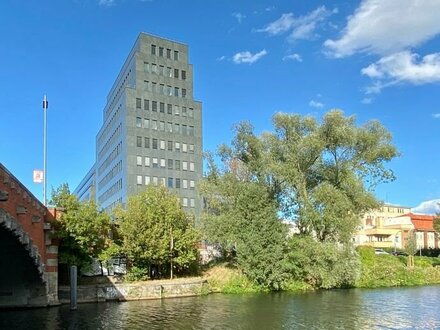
[70,265,78,310]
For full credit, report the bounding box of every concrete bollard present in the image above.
[70,265,78,311]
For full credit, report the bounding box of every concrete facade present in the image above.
[75,33,203,217]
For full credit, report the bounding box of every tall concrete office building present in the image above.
[75,33,203,216]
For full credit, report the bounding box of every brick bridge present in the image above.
[0,163,59,308]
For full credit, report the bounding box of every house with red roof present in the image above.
[402,213,439,249]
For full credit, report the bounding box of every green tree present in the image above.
[51,184,113,270]
[115,186,199,279]
[201,154,288,290]
[405,230,418,268]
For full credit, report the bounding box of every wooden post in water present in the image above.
[70,265,78,311]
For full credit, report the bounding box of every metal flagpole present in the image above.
[43,95,48,206]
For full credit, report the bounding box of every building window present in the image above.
[174,123,180,134]
[167,85,172,96]
[183,179,188,189]
[144,176,150,185]
[151,44,156,55]
[136,156,142,166]
[167,104,173,114]
[160,177,166,186]
[190,180,195,189]
[174,87,179,97]
[151,63,157,74]
[167,122,173,133]
[166,48,171,59]
[182,89,187,98]
[144,62,150,72]
[152,101,157,112]
[144,80,150,91]
[152,120,158,130]
[167,140,173,151]
[160,139,166,150]
[144,119,150,129]
[160,102,165,113]
[137,136,142,147]
[159,47,164,57]
[182,106,187,117]
[174,105,180,116]
[136,98,142,109]
[181,70,186,80]
[152,176,158,186]
[174,50,179,61]
[168,159,173,169]
[160,158,166,168]
[175,160,181,170]
[174,68,179,79]
[137,175,143,185]
[175,142,180,151]
[152,158,158,168]
[168,177,173,188]
[136,117,142,128]
[182,125,187,135]
[159,121,165,131]
[190,162,195,172]
[190,198,195,208]
[182,143,187,153]
[189,144,195,153]
[175,178,181,188]
[189,126,194,136]
[144,99,149,110]
[152,138,158,149]
[182,197,188,207]
[144,137,150,148]
[166,67,172,78]
[182,161,188,171]
[144,157,150,167]
[159,65,164,76]
[151,82,157,93]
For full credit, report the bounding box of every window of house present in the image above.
[167,104,173,114]
[166,67,172,78]
[182,125,187,135]
[159,84,164,95]
[160,158,166,168]
[189,144,194,153]
[182,143,187,153]
[168,140,173,151]
[144,80,150,91]
[174,105,180,116]
[182,198,188,207]
[182,106,187,117]
[159,47,164,57]
[174,68,179,79]
[144,176,150,185]
[152,120,158,130]
[151,82,157,93]
[160,102,165,113]
[144,99,149,110]
[175,178,181,188]
[136,156,142,166]
[174,123,180,133]
[182,89,187,98]
[168,177,173,188]
[168,159,173,169]
[174,50,179,61]
[188,108,194,118]
[144,157,150,167]
[151,63,157,74]
[160,139,166,150]
[137,175,143,185]
[143,119,150,129]
[175,160,181,170]
[159,121,165,131]
[144,137,150,148]
[151,44,156,55]
[183,179,188,189]
[152,158,158,168]
[181,70,186,80]
[167,85,172,96]
[189,126,194,136]
[136,98,142,109]
[166,48,171,59]
[152,176,158,186]
[175,142,180,151]
[136,117,142,128]
[152,138,158,149]
[160,177,166,186]
[174,87,179,97]
[190,198,195,208]
[136,136,142,147]
[144,62,150,72]
[190,162,195,172]
[159,65,164,76]
[190,180,195,189]
[167,122,173,133]
[152,101,157,112]
[182,161,188,171]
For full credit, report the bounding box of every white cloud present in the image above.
[361,97,373,104]
[361,51,440,93]
[324,0,440,58]
[99,0,115,6]
[232,49,267,64]
[283,53,302,62]
[257,6,336,41]
[232,12,246,24]
[412,199,440,215]
[433,113,440,119]
[309,100,324,108]
[217,55,226,62]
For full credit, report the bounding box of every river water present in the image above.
[1,286,439,329]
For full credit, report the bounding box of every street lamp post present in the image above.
[43,95,48,206]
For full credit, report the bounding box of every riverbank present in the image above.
[58,278,208,304]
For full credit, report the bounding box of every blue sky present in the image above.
[1,0,439,213]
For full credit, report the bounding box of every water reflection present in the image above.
[0,286,439,329]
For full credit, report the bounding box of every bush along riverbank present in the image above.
[203,247,440,294]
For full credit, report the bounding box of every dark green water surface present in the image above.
[1,286,439,329]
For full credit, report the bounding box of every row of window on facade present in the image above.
[137,175,195,190]
[136,137,195,153]
[144,62,186,80]
[98,178,123,204]
[151,44,179,61]
[136,117,195,136]
[143,81,188,98]
[103,197,123,213]
[136,98,194,117]
[137,155,195,172]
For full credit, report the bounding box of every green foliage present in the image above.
[115,186,199,277]
[124,266,149,282]
[51,184,113,270]
[201,170,288,290]
[286,235,360,289]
